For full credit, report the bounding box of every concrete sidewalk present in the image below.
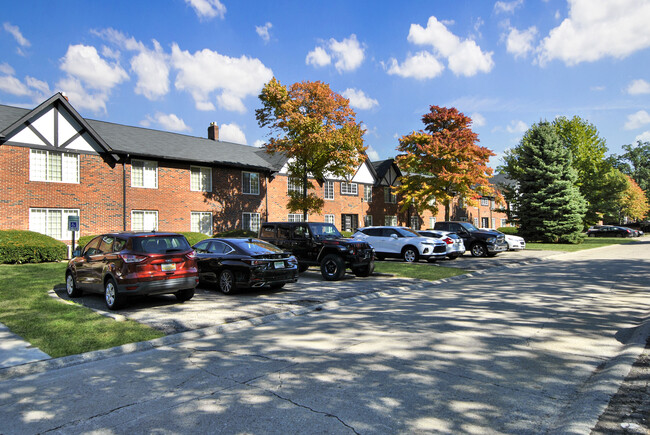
[0,323,49,369]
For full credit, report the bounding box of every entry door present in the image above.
[481,217,490,228]
[341,214,358,232]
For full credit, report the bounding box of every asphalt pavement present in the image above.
[1,242,649,434]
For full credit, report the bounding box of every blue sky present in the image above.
[2,0,650,168]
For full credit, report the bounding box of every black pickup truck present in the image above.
[258,222,375,281]
[433,221,508,257]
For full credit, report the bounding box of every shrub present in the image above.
[76,235,97,250]
[341,231,353,238]
[0,230,68,263]
[215,229,257,238]
[497,227,519,235]
[179,232,210,245]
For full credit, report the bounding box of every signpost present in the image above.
[68,215,80,256]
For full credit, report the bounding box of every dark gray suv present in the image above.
[433,221,508,257]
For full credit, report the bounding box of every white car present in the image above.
[352,226,447,262]
[417,230,466,260]
[504,234,526,250]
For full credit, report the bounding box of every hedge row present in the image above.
[0,230,68,264]
[497,226,519,235]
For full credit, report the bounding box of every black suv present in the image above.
[258,222,375,281]
[433,221,508,257]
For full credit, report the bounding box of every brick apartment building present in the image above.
[0,93,508,246]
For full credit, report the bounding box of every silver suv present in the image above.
[352,226,447,262]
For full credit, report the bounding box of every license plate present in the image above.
[274,261,284,269]
[161,263,176,272]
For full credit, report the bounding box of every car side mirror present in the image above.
[72,247,82,257]
[390,234,398,239]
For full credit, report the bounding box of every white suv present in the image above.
[352,226,447,262]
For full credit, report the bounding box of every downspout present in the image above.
[122,158,127,231]
[265,174,269,222]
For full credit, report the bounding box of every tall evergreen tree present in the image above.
[516,122,587,243]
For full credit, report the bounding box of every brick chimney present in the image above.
[207,122,219,141]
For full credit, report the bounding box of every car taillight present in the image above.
[242,259,265,266]
[443,237,453,244]
[186,250,197,259]
[120,254,147,263]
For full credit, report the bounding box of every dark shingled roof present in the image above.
[0,98,285,172]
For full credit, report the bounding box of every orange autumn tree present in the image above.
[396,106,496,221]
[619,175,649,222]
[256,77,366,219]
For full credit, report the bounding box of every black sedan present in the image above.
[586,226,635,238]
[193,238,298,294]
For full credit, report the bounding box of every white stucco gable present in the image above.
[278,158,376,185]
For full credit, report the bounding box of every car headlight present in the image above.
[487,237,496,243]
[288,255,298,266]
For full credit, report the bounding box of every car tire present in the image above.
[65,271,82,298]
[375,254,385,261]
[470,243,487,257]
[175,288,194,302]
[402,246,419,263]
[104,277,123,310]
[588,233,595,237]
[352,261,374,277]
[320,254,345,281]
[298,263,309,273]
[218,269,236,294]
[446,254,459,260]
[270,283,285,290]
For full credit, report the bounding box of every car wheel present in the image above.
[352,261,374,277]
[320,254,345,281]
[104,277,123,310]
[446,254,459,260]
[218,269,236,294]
[402,246,419,262]
[375,254,385,261]
[588,233,595,237]
[298,263,309,273]
[175,288,194,301]
[470,243,487,257]
[65,271,82,297]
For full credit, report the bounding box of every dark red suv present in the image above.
[65,232,198,310]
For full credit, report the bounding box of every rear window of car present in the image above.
[132,236,191,254]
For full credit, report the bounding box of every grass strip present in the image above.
[526,237,638,252]
[373,261,468,281]
[0,262,164,358]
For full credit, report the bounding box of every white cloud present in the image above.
[365,145,380,161]
[185,0,226,20]
[0,72,51,100]
[253,139,265,148]
[471,113,486,127]
[494,0,524,14]
[171,43,273,113]
[306,46,331,67]
[256,22,272,43]
[55,76,109,113]
[3,22,30,47]
[627,79,650,95]
[25,76,51,97]
[538,0,650,66]
[60,44,128,91]
[219,123,247,144]
[0,63,14,75]
[0,75,31,96]
[506,26,538,59]
[407,16,494,76]
[130,41,169,100]
[624,110,650,130]
[143,112,191,132]
[635,131,650,142]
[306,34,365,73]
[342,88,379,110]
[506,120,528,134]
[386,51,445,80]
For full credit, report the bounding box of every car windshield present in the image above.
[234,239,284,254]
[396,228,420,237]
[133,235,191,254]
[310,223,343,239]
[459,222,480,232]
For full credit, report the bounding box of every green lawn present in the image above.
[526,236,639,252]
[373,261,468,280]
[0,262,164,358]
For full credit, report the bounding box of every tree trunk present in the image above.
[302,167,308,221]
[444,201,451,221]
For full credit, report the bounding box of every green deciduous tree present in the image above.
[256,77,366,219]
[509,122,587,243]
[610,141,650,205]
[395,106,496,220]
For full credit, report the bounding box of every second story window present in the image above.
[30,149,79,183]
[190,166,212,192]
[340,182,358,195]
[480,198,489,206]
[242,171,260,195]
[324,180,334,200]
[384,186,396,204]
[287,178,304,195]
[132,159,158,189]
[363,185,372,202]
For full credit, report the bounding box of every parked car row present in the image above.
[586,225,643,238]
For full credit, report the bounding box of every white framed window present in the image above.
[29,208,79,240]
[324,180,334,200]
[501,218,507,227]
[480,198,489,206]
[364,215,373,227]
[190,166,212,192]
[384,186,396,204]
[492,218,496,229]
[363,185,372,202]
[131,159,158,189]
[473,217,480,227]
[491,199,496,209]
[385,215,397,226]
[430,217,437,228]
[324,214,335,225]
[287,178,304,195]
[410,215,420,229]
[340,182,358,195]
[191,212,212,235]
[242,172,260,195]
[288,213,307,222]
[131,210,158,231]
[242,212,261,232]
[30,149,79,183]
